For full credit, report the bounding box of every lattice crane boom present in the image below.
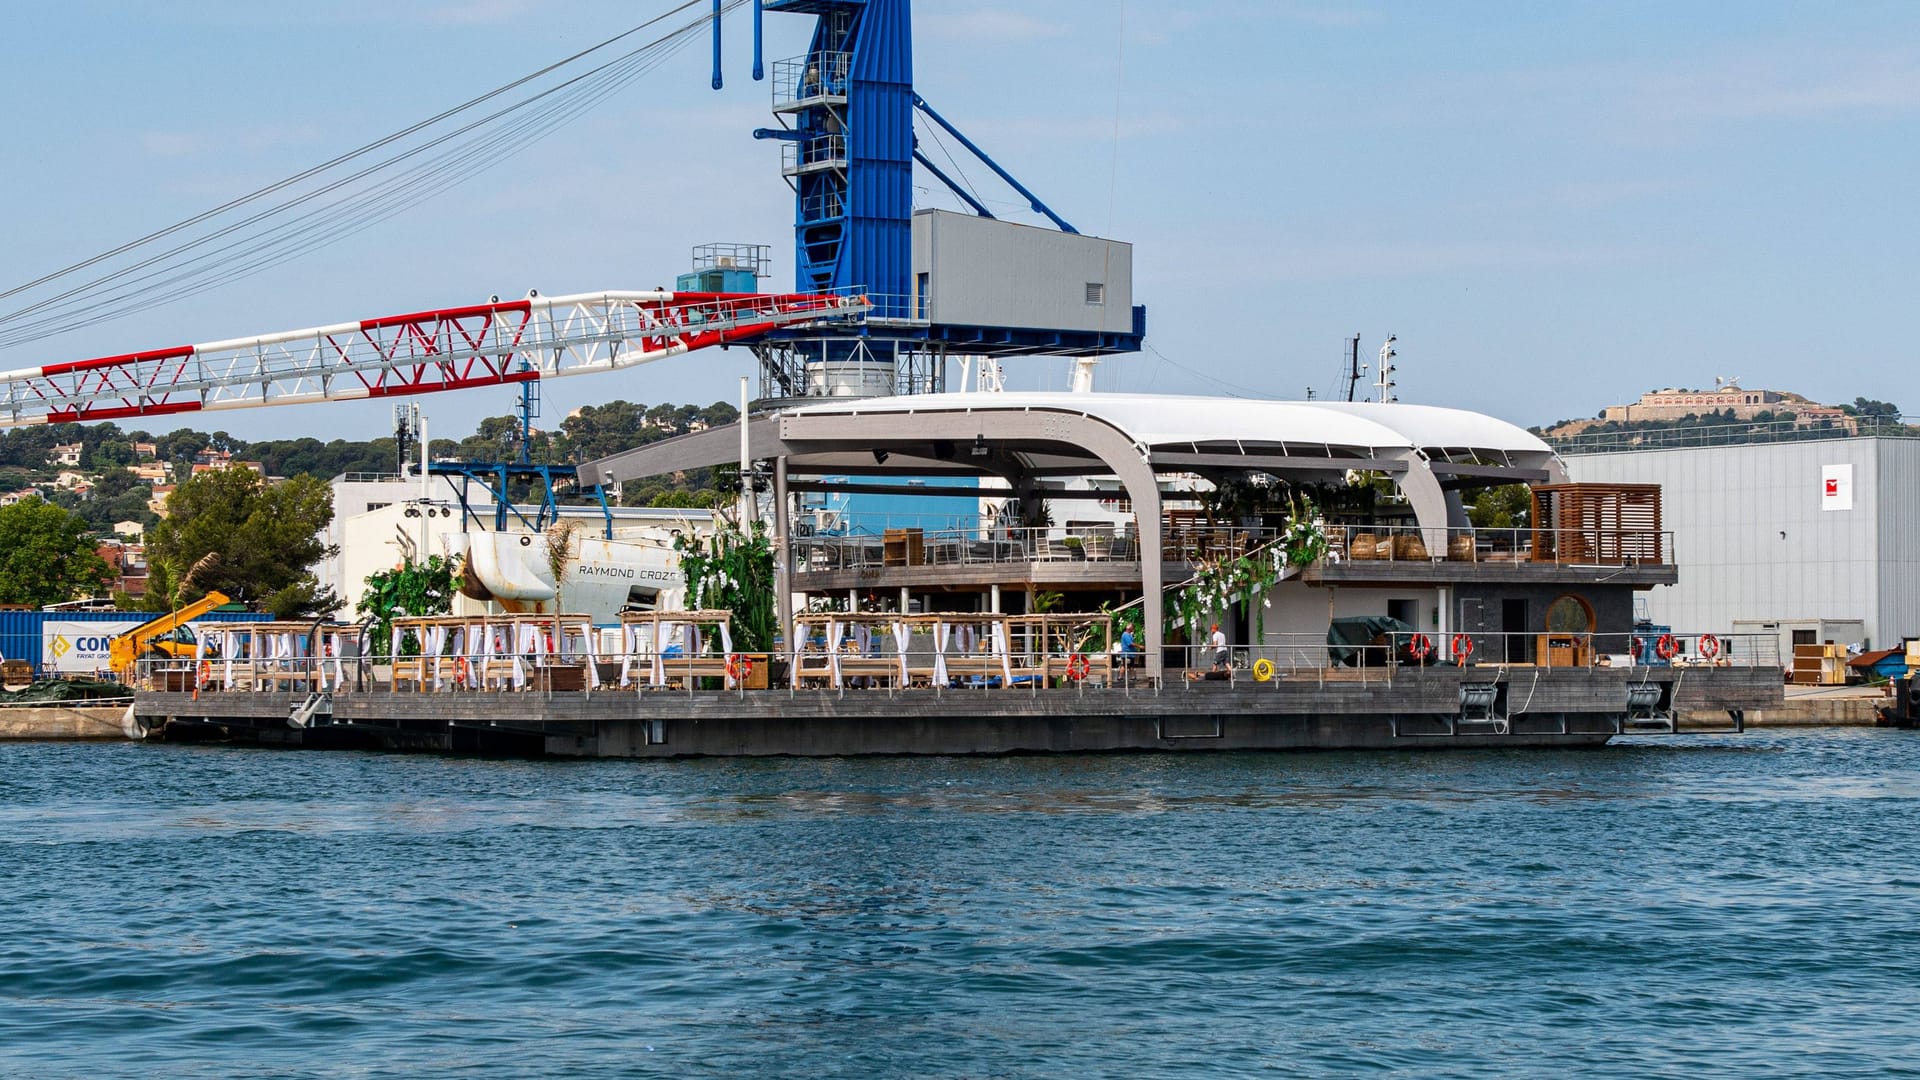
[0,289,864,428]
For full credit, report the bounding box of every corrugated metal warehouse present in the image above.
[1564,436,1920,649]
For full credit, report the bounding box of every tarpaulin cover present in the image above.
[1325,616,1420,668]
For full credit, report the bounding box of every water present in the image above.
[3,730,1919,1078]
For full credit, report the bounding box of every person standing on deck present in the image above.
[1210,623,1228,670]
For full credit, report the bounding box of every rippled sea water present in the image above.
[3,730,1919,1078]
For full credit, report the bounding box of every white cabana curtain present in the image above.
[575,620,600,689]
[933,621,951,687]
[992,622,1013,684]
[653,622,680,688]
[892,621,911,684]
[827,619,843,688]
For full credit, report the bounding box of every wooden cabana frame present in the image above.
[197,620,358,693]
[615,609,741,688]
[789,611,1117,690]
[390,612,600,692]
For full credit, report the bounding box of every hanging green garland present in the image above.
[1167,498,1328,639]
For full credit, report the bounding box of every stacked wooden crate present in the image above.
[1791,643,1847,685]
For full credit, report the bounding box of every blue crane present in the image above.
[709,0,1146,400]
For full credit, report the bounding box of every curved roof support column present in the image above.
[1385,448,1451,555]
[780,409,1167,684]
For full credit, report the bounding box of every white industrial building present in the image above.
[1564,436,1920,651]
[317,473,715,623]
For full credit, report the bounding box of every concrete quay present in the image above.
[0,703,134,740]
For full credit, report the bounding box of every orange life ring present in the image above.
[453,655,471,685]
[1408,633,1434,660]
[1066,653,1091,681]
[1655,633,1680,661]
[1631,636,1645,658]
[198,660,212,686]
[725,653,753,683]
[1450,633,1475,665]
[1697,634,1721,660]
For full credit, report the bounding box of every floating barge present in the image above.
[134,392,1782,757]
[132,665,1773,757]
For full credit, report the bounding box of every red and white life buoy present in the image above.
[1655,633,1680,661]
[1408,633,1434,660]
[725,653,754,684]
[1697,633,1721,661]
[1066,653,1091,681]
[1450,633,1475,666]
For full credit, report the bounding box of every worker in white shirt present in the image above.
[1211,623,1228,670]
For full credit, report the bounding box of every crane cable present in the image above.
[0,0,740,349]
[0,10,722,347]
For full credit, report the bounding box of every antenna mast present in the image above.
[1376,335,1397,404]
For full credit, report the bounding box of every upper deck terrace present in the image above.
[579,391,1601,682]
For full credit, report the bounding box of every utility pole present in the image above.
[1376,335,1398,404]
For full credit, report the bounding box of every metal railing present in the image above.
[781,134,848,174]
[131,629,1779,698]
[1177,630,1781,687]
[1329,525,1672,566]
[791,524,1283,574]
[772,52,851,107]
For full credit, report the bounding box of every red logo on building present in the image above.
[1826,479,1839,496]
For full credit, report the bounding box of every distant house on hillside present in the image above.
[96,540,149,600]
[0,489,38,507]
[132,441,158,460]
[48,442,83,467]
[193,448,233,469]
[132,463,170,485]
[54,470,89,490]
[148,484,176,518]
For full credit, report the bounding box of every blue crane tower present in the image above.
[697,0,1146,401]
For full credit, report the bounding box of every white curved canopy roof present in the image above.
[787,392,1552,459]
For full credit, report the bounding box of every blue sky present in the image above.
[3,1,1916,442]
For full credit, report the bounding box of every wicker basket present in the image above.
[1349,532,1378,560]
[1392,534,1430,561]
[1447,534,1475,562]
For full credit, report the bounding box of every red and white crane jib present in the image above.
[0,289,864,429]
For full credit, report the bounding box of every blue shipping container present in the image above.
[0,609,274,677]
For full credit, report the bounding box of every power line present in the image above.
[1143,343,1266,399]
[0,0,736,350]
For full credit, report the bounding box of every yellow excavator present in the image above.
[108,591,233,680]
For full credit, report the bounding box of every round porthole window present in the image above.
[1546,594,1595,634]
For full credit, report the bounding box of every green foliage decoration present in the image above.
[1169,499,1327,640]
[357,555,458,659]
[675,522,775,653]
